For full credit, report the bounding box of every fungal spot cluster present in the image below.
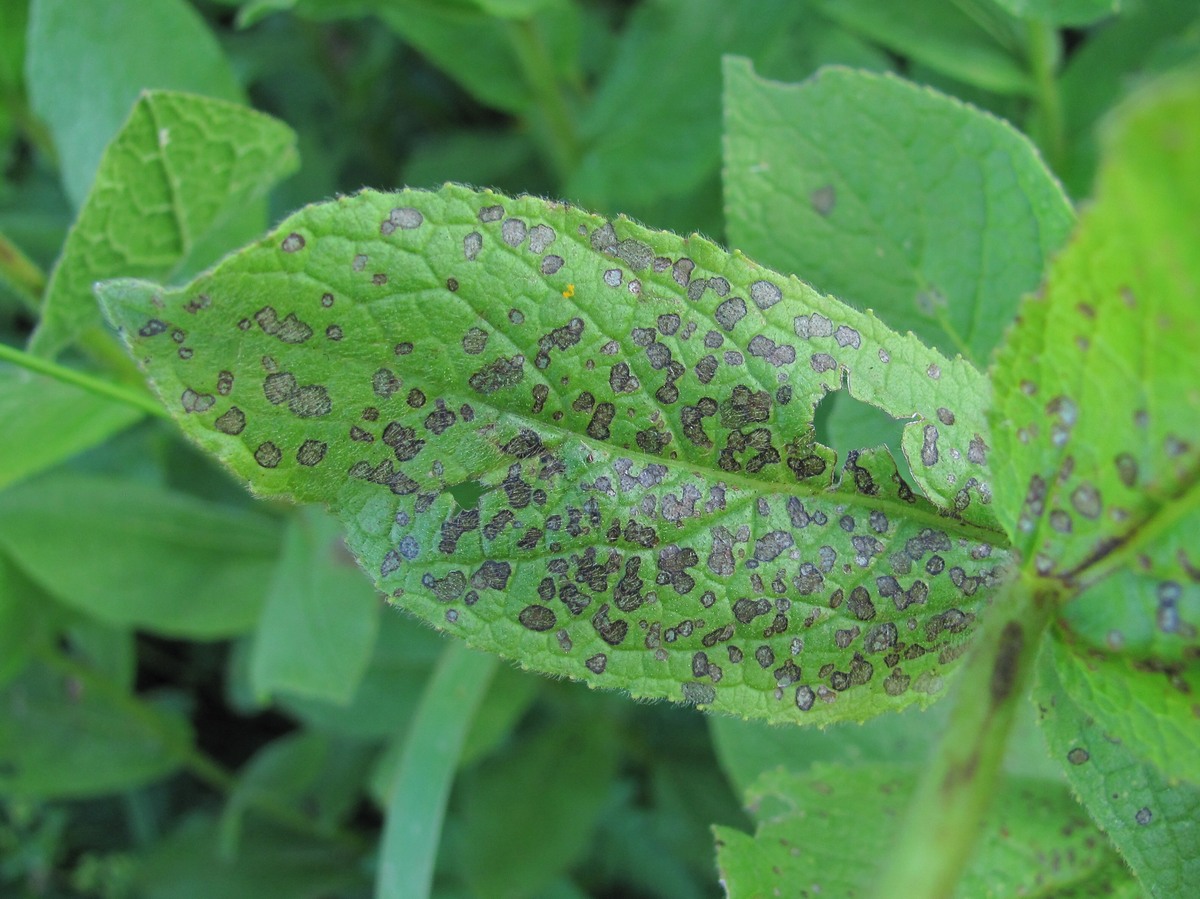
[123,186,1009,723]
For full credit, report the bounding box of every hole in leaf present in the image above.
[812,388,915,488]
[446,479,488,510]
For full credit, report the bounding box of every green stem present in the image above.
[872,572,1057,899]
[506,18,583,181]
[375,640,499,899]
[1027,20,1065,173]
[0,341,168,420]
[38,647,368,854]
[0,233,47,311]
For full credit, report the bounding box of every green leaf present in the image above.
[291,0,580,116]
[813,0,1034,96]
[1035,637,1200,898]
[25,0,244,209]
[714,764,1124,898]
[989,71,1200,662]
[0,657,191,799]
[992,0,1119,27]
[1046,636,1199,786]
[567,0,891,231]
[30,90,299,357]
[0,473,283,638]
[249,507,381,705]
[218,731,372,858]
[457,703,619,897]
[723,59,1075,367]
[98,183,1011,726]
[1057,0,1200,196]
[275,606,445,739]
[0,556,56,688]
[130,813,366,899]
[0,365,144,492]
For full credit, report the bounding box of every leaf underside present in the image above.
[98,184,1010,725]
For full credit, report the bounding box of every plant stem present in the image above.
[0,341,168,420]
[0,233,47,312]
[375,640,499,899]
[872,572,1057,899]
[1027,20,1065,173]
[506,18,583,181]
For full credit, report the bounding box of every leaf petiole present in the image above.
[0,341,169,420]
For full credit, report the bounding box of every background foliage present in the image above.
[1,1,1198,897]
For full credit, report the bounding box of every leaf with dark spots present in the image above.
[98,184,1009,727]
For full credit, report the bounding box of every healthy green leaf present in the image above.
[0,365,143,492]
[992,0,1119,27]
[98,183,1011,726]
[723,59,1075,367]
[566,0,891,230]
[249,507,381,705]
[0,473,283,638]
[130,813,367,899]
[458,703,619,897]
[989,71,1200,663]
[0,658,192,799]
[813,0,1034,96]
[275,606,445,739]
[1056,0,1200,196]
[291,0,581,117]
[714,763,1122,898]
[30,90,299,357]
[0,556,56,688]
[1035,637,1200,898]
[25,0,244,209]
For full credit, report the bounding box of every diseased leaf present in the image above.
[1048,635,1199,786]
[31,90,299,357]
[249,507,382,705]
[0,365,143,492]
[1035,637,1200,898]
[713,763,1121,898]
[26,0,244,208]
[724,59,1075,368]
[989,72,1200,663]
[98,184,1010,725]
[0,473,283,638]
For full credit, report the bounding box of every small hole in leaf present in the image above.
[813,388,915,488]
[446,479,488,510]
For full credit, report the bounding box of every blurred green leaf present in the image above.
[0,556,56,688]
[567,0,890,232]
[99,184,1009,726]
[0,657,191,799]
[218,730,373,858]
[0,473,283,637]
[714,763,1122,897]
[30,90,298,357]
[250,507,381,705]
[814,0,1034,96]
[992,0,1119,26]
[25,0,244,209]
[1035,637,1200,897]
[723,59,1074,367]
[458,704,619,897]
[279,607,445,739]
[989,71,1200,661]
[0,365,143,492]
[1057,0,1200,195]
[131,813,366,899]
